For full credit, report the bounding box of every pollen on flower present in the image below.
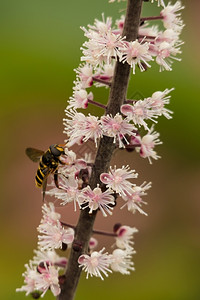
[120,181,152,215]
[115,225,138,250]
[78,185,115,217]
[110,248,135,274]
[101,113,137,148]
[136,126,162,164]
[78,248,112,280]
[120,39,153,74]
[100,165,138,196]
[38,220,74,251]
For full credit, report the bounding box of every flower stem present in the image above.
[61,221,117,237]
[125,99,137,104]
[92,76,112,86]
[58,1,143,299]
[88,99,107,110]
[140,15,163,22]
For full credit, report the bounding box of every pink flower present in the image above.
[38,220,74,251]
[115,225,138,250]
[93,62,114,87]
[75,63,94,88]
[33,249,68,269]
[149,88,174,118]
[138,126,162,164]
[101,113,136,148]
[100,165,138,196]
[81,20,126,66]
[120,182,152,215]
[89,237,98,250]
[34,264,60,297]
[78,185,115,217]
[110,248,135,274]
[161,1,185,31]
[16,262,38,296]
[68,89,93,109]
[46,176,80,211]
[78,248,112,280]
[121,100,158,130]
[153,41,182,71]
[64,110,102,146]
[120,40,153,74]
[17,261,61,297]
[40,202,61,227]
[87,15,112,35]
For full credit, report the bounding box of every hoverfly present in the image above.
[25,144,65,200]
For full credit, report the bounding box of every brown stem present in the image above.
[87,99,107,110]
[61,221,117,237]
[58,1,143,299]
[140,15,163,21]
[125,99,137,104]
[92,76,112,86]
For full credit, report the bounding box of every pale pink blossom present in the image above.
[137,126,162,164]
[64,110,102,146]
[46,176,80,211]
[34,263,60,297]
[38,220,74,251]
[81,114,103,145]
[120,182,152,215]
[16,262,38,296]
[149,88,174,118]
[78,248,112,280]
[40,202,61,227]
[161,1,185,31]
[68,89,93,109]
[156,28,180,44]
[75,63,94,88]
[115,225,138,250]
[33,249,67,269]
[138,24,159,38]
[101,113,136,148]
[153,41,182,71]
[81,26,125,66]
[87,14,112,35]
[78,185,115,217]
[64,109,86,140]
[121,88,173,127]
[89,237,98,250]
[110,248,135,274]
[115,15,125,34]
[120,40,153,74]
[100,165,138,196]
[93,62,115,87]
[121,99,158,130]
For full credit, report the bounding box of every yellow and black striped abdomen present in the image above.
[35,160,49,188]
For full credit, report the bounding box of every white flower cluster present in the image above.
[78,225,138,280]
[64,1,183,163]
[17,203,73,297]
[64,88,173,162]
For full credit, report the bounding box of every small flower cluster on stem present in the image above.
[17,0,184,299]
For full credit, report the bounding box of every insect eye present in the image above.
[50,144,63,156]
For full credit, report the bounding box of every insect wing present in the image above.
[26,148,44,162]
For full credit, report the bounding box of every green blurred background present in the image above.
[1,0,200,299]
